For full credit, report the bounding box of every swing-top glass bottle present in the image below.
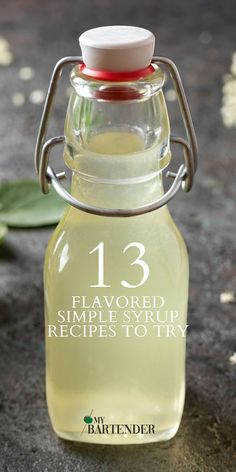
[35,25,198,444]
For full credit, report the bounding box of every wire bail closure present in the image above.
[35,56,198,217]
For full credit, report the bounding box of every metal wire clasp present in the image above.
[35,55,198,217]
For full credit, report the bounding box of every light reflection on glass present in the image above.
[59,243,69,273]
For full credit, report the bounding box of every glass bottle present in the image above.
[35,26,198,445]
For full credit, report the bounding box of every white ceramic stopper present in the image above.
[79,25,155,72]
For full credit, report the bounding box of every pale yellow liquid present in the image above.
[44,131,189,444]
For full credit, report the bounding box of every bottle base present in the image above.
[55,424,179,445]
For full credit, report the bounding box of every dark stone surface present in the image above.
[0,0,236,470]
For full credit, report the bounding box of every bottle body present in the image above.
[44,189,188,445]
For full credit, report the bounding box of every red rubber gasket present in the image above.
[79,63,155,81]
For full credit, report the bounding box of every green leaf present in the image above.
[0,180,67,228]
[0,223,7,243]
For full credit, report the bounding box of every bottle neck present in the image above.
[71,171,165,210]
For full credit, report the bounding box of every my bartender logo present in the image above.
[82,409,155,435]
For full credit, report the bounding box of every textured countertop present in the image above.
[0,0,236,470]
